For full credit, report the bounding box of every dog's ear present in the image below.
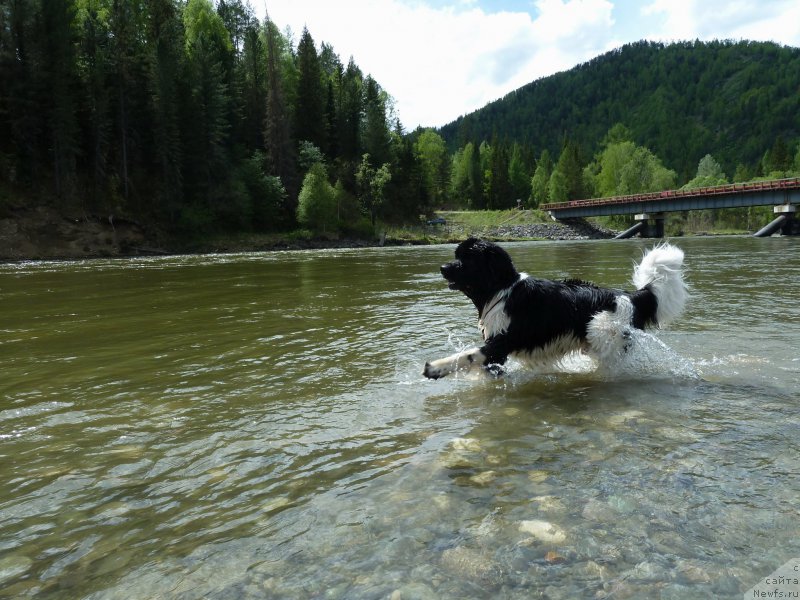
[483,242,518,287]
[456,237,480,257]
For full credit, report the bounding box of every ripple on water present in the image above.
[1,239,799,598]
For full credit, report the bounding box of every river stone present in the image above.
[518,519,567,543]
[527,470,549,483]
[450,437,481,452]
[389,582,437,600]
[532,495,567,514]
[582,498,619,522]
[606,410,645,427]
[0,555,33,584]
[469,470,497,485]
[441,546,500,583]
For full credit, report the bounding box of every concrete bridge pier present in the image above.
[612,212,665,239]
[635,212,665,238]
[753,204,798,237]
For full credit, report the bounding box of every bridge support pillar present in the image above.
[635,213,665,238]
[754,205,798,237]
[776,204,798,235]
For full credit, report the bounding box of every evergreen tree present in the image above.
[294,27,325,149]
[508,142,531,205]
[362,75,392,168]
[556,138,585,200]
[78,0,113,209]
[449,142,474,206]
[762,136,792,175]
[487,137,512,209]
[145,0,185,220]
[548,168,568,203]
[42,0,80,200]
[468,140,484,209]
[683,153,727,188]
[337,58,362,165]
[182,0,233,221]
[263,14,297,212]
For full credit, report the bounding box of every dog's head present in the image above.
[440,238,519,306]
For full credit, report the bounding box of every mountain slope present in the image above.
[438,40,800,179]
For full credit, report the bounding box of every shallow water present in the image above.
[1,237,798,599]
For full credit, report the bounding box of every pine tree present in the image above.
[42,0,80,200]
[263,15,297,211]
[294,27,325,149]
[337,58,362,165]
[508,142,531,204]
[145,0,185,219]
[362,75,392,168]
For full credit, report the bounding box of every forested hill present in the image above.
[439,40,800,180]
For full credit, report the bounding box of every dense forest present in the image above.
[0,0,431,238]
[1,4,799,241]
[440,40,800,182]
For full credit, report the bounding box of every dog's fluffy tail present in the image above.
[633,243,687,326]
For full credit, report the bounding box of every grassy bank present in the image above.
[384,209,553,244]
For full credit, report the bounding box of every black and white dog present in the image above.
[423,238,687,379]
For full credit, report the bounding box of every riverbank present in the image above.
[0,206,617,261]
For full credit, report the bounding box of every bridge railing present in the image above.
[540,177,800,212]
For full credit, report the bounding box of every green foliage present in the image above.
[0,0,409,240]
[617,146,676,194]
[555,139,587,200]
[4,11,799,243]
[356,154,392,225]
[294,27,325,150]
[548,169,568,203]
[298,141,325,173]
[508,143,531,204]
[586,129,677,197]
[237,152,286,231]
[595,141,637,197]
[413,129,449,207]
[682,154,727,189]
[529,149,552,207]
[440,40,800,180]
[183,0,232,56]
[297,162,336,233]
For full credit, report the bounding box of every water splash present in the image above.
[591,329,698,379]
[498,330,698,380]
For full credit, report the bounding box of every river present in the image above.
[1,236,798,599]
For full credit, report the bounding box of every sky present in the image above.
[261,0,800,130]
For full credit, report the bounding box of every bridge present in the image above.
[541,177,800,238]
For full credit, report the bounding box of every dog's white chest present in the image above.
[479,300,509,340]
[478,274,527,340]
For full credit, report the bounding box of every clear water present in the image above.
[1,237,798,599]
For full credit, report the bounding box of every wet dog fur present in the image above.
[423,238,687,379]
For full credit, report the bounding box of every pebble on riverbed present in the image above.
[440,546,503,586]
[518,519,567,544]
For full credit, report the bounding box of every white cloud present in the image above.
[642,0,800,45]
[262,0,800,130]
[262,0,614,129]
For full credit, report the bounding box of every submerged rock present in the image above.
[518,519,567,544]
[441,546,502,584]
[450,438,482,452]
[0,555,33,584]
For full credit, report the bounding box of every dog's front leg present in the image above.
[423,335,511,379]
[423,347,486,379]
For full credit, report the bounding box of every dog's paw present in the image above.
[423,362,444,379]
[485,363,506,377]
